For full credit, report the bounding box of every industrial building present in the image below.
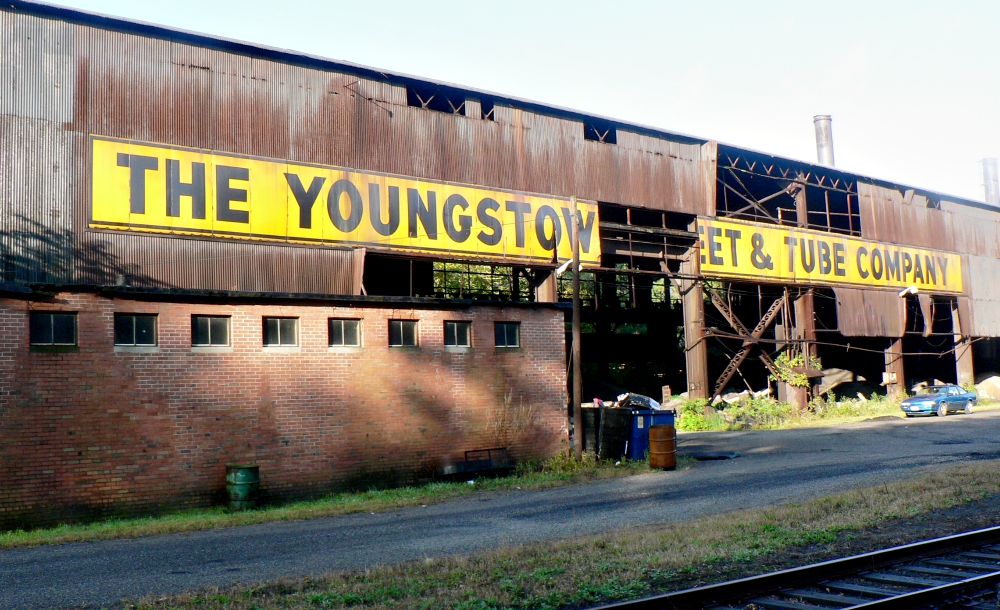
[2,1,999,528]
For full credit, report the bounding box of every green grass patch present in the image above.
[0,453,656,550]
[674,393,1000,432]
[126,459,1000,610]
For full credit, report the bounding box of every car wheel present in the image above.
[938,402,948,417]
[904,413,913,418]
[965,400,974,415]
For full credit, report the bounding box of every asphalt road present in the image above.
[4,410,1000,609]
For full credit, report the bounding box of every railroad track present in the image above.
[592,525,1000,610]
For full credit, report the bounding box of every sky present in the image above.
[53,0,1000,203]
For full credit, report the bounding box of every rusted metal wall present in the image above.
[0,8,710,294]
[833,287,905,338]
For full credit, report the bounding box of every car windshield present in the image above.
[916,387,947,396]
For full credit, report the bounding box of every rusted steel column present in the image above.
[791,289,817,412]
[794,289,818,360]
[535,271,557,302]
[681,233,708,400]
[885,338,905,399]
[952,306,974,387]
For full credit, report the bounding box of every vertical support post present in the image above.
[953,305,974,387]
[535,271,556,302]
[570,196,583,461]
[681,220,708,399]
[791,289,816,412]
[885,338,905,399]
[794,173,809,228]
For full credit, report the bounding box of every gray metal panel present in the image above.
[834,287,904,337]
[965,255,1000,336]
[0,114,75,283]
[0,11,75,123]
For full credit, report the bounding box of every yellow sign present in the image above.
[90,138,600,265]
[697,217,963,294]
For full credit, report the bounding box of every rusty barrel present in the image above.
[649,424,676,470]
[226,464,259,510]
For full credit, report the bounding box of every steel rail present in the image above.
[589,525,1000,610]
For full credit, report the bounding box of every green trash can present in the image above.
[226,464,260,510]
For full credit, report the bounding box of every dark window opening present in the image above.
[444,321,471,347]
[389,320,418,347]
[329,319,361,346]
[434,262,531,301]
[29,312,77,345]
[114,314,157,346]
[406,85,462,114]
[192,315,230,346]
[583,120,617,144]
[494,322,520,348]
[480,99,495,121]
[263,317,297,346]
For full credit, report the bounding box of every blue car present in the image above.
[900,385,977,417]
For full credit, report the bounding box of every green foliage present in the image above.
[770,351,822,388]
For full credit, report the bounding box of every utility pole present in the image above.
[571,196,583,461]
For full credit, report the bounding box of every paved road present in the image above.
[4,411,1000,609]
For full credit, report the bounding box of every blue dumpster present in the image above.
[626,409,675,461]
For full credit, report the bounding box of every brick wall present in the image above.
[0,292,568,529]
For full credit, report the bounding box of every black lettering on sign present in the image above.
[724,229,742,266]
[369,184,400,236]
[535,205,562,251]
[407,188,438,239]
[856,246,870,279]
[885,249,900,281]
[117,153,158,215]
[871,248,884,280]
[476,198,502,246]
[818,241,832,274]
[505,201,531,248]
[216,165,250,223]
[707,227,724,265]
[560,208,596,253]
[328,179,364,232]
[936,257,949,285]
[784,236,798,271]
[166,160,206,219]
[902,252,913,282]
[284,173,325,229]
[750,233,773,270]
[833,243,846,276]
[924,255,936,285]
[443,194,472,242]
[913,254,924,283]
[800,240,816,272]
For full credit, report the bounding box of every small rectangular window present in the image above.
[114,314,157,346]
[494,322,520,347]
[389,320,418,347]
[263,317,297,346]
[444,321,471,347]
[329,319,361,346]
[29,312,77,345]
[192,315,230,346]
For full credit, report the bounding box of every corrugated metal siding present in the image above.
[78,232,361,294]
[966,254,1000,337]
[834,287,904,337]
[0,115,75,283]
[0,10,75,123]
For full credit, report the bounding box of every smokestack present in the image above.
[813,115,835,167]
[984,158,999,205]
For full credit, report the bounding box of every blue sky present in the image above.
[54,0,1000,202]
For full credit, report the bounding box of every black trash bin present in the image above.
[597,407,631,460]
